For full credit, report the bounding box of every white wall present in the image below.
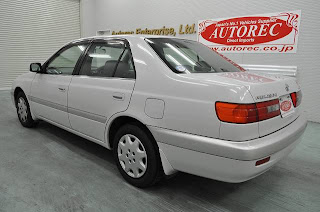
[80,0,96,37]
[81,0,320,123]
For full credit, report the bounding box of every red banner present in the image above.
[198,11,301,53]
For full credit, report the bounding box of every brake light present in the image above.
[215,102,258,123]
[216,99,280,124]
[290,91,302,107]
[290,92,297,107]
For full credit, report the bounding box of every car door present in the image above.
[30,43,88,127]
[67,39,136,141]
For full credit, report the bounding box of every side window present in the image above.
[46,44,86,75]
[79,40,135,79]
[114,49,136,79]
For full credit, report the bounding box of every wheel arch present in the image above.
[107,115,156,150]
[13,87,25,105]
[107,114,170,181]
[13,86,37,120]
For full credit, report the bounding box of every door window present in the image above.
[46,45,86,75]
[79,40,135,79]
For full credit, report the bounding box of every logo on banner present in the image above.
[198,10,301,53]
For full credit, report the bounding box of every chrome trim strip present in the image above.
[29,95,107,124]
[72,75,135,81]
[68,107,107,123]
[29,95,68,112]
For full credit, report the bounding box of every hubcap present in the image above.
[117,134,147,178]
[17,97,28,122]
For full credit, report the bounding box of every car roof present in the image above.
[69,34,186,44]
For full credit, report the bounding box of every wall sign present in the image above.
[198,10,301,53]
[111,24,196,36]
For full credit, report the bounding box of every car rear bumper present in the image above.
[149,114,307,182]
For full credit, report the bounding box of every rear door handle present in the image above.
[58,87,66,92]
[112,92,124,101]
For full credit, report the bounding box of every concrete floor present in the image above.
[0,90,319,212]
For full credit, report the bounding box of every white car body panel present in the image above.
[68,76,135,141]
[30,74,72,127]
[11,35,307,183]
[11,72,37,119]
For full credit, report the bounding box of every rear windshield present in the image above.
[146,38,244,74]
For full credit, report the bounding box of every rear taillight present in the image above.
[290,90,302,107]
[256,99,280,121]
[215,102,257,123]
[216,99,280,124]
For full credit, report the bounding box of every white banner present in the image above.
[198,10,301,53]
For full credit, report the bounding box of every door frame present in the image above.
[72,38,135,77]
[40,39,93,76]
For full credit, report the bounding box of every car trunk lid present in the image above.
[215,72,301,137]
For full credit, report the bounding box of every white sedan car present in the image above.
[11,35,307,187]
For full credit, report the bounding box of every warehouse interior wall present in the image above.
[76,1,320,123]
[80,0,96,37]
[0,0,80,90]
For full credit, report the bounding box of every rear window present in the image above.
[146,38,244,74]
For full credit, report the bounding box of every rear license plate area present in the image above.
[279,94,294,118]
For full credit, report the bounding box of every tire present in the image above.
[113,123,163,188]
[16,92,37,128]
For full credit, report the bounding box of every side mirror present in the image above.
[30,63,42,72]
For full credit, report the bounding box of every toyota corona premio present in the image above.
[11,35,307,187]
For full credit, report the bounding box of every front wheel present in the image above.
[113,123,163,188]
[16,92,37,128]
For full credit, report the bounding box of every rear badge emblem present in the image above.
[256,93,277,100]
[285,84,289,92]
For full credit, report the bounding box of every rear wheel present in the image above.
[113,123,163,188]
[16,92,37,128]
